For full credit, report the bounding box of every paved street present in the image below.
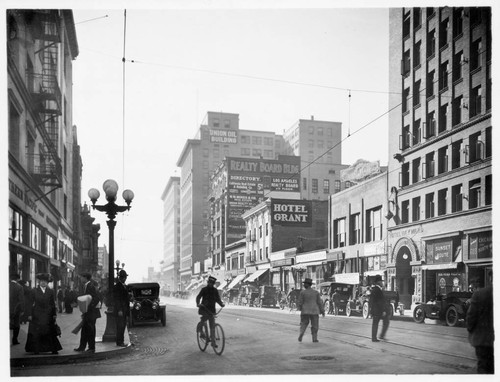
[12,297,478,377]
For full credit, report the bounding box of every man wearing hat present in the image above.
[196,276,225,347]
[74,273,101,353]
[369,275,390,342]
[113,269,130,347]
[9,273,24,345]
[297,278,325,343]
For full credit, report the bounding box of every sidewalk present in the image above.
[10,306,132,367]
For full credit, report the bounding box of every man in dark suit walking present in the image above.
[74,273,101,353]
[369,275,389,342]
[466,270,494,373]
[9,273,24,345]
[113,269,130,347]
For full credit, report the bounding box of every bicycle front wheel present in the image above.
[197,323,209,352]
[212,323,225,355]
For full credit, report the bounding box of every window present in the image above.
[426,7,435,19]
[203,160,209,169]
[439,19,448,48]
[453,8,464,37]
[437,146,448,174]
[470,86,482,117]
[451,184,463,212]
[241,148,250,156]
[308,139,314,148]
[424,152,435,178]
[252,136,262,145]
[400,162,410,187]
[485,175,492,205]
[426,70,435,98]
[402,88,410,113]
[425,112,436,138]
[252,148,262,157]
[241,135,250,144]
[266,247,269,259]
[9,102,21,159]
[467,132,483,164]
[345,181,352,189]
[30,222,42,251]
[308,126,314,134]
[412,157,421,183]
[413,41,421,68]
[412,197,421,222]
[9,207,23,242]
[317,140,324,149]
[414,8,421,29]
[323,180,330,194]
[366,208,382,242]
[425,193,435,219]
[452,96,462,126]
[266,223,268,236]
[64,194,67,219]
[264,137,273,146]
[438,188,448,216]
[470,7,482,27]
[471,39,482,70]
[401,125,411,150]
[63,146,67,176]
[312,179,318,194]
[263,150,273,158]
[259,225,262,238]
[213,118,219,127]
[451,140,462,170]
[401,200,410,223]
[485,127,492,158]
[318,127,323,136]
[203,148,209,157]
[413,119,421,144]
[439,61,449,90]
[259,248,263,261]
[334,180,341,192]
[349,214,360,245]
[46,234,56,258]
[468,179,481,209]
[224,119,230,128]
[427,30,436,58]
[438,103,448,133]
[334,218,346,248]
[413,80,421,107]
[402,49,411,76]
[453,51,464,82]
[303,178,307,190]
[213,148,219,158]
[403,12,411,38]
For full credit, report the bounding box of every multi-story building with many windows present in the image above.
[8,10,82,289]
[387,7,492,308]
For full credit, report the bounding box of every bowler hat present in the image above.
[208,276,217,283]
[303,278,313,285]
[36,273,51,282]
[118,269,128,278]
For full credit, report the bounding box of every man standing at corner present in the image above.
[297,278,325,343]
[74,273,101,353]
[466,270,494,374]
[369,275,389,342]
[9,273,24,345]
[113,269,130,347]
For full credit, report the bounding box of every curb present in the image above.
[10,344,133,368]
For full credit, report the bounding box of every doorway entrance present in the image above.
[395,247,414,309]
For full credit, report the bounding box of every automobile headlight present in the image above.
[152,302,158,310]
[134,302,141,310]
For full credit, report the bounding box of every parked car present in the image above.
[412,291,472,327]
[318,282,353,315]
[128,282,166,327]
[256,285,277,308]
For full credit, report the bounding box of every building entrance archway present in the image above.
[395,247,414,309]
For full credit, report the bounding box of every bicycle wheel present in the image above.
[197,323,209,352]
[212,323,225,355]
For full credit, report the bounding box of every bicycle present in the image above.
[196,304,225,355]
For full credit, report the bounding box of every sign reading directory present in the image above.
[270,199,312,227]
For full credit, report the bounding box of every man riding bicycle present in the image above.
[196,276,225,347]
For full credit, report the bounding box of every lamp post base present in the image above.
[101,310,117,342]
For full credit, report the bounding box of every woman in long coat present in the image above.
[25,273,62,354]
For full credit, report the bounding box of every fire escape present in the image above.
[26,11,63,191]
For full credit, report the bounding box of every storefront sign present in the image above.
[426,239,453,264]
[436,271,465,294]
[271,258,293,267]
[469,232,492,259]
[326,251,343,261]
[296,250,326,264]
[334,272,360,284]
[271,199,312,227]
[209,129,237,144]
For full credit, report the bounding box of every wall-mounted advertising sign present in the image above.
[210,129,238,144]
[270,199,312,227]
[426,239,453,264]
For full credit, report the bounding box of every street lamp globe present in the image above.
[122,189,135,206]
[103,179,119,201]
[88,188,100,205]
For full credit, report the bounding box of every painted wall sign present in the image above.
[209,129,238,144]
[426,239,453,264]
[270,199,312,227]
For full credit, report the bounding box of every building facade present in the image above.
[388,7,492,307]
[8,10,81,288]
[160,176,181,293]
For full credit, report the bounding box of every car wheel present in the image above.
[362,302,370,319]
[413,305,425,323]
[346,304,352,317]
[445,305,459,327]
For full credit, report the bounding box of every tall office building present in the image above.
[387,7,492,308]
[8,10,81,287]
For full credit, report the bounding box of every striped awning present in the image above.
[226,274,247,290]
[245,269,269,283]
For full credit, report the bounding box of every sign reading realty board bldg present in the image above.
[270,199,312,227]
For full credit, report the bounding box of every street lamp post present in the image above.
[115,259,125,277]
[88,179,134,342]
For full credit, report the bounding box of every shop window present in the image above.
[9,207,23,242]
[30,222,42,252]
[437,188,448,216]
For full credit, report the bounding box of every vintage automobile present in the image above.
[345,285,403,319]
[256,285,278,308]
[412,291,472,327]
[128,282,166,327]
[318,282,353,315]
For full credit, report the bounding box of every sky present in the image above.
[4,0,497,283]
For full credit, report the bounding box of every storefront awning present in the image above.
[364,270,385,277]
[217,280,230,290]
[245,269,269,283]
[420,263,458,270]
[226,274,247,290]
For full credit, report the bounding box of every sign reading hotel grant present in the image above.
[270,199,312,227]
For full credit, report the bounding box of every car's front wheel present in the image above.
[445,305,459,327]
[362,302,370,319]
[413,305,425,323]
[324,300,331,315]
[346,304,352,317]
